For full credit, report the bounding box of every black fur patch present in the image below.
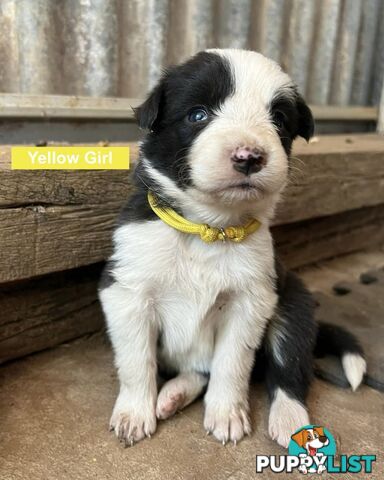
[270,88,314,155]
[265,269,317,402]
[253,261,317,403]
[99,260,117,291]
[134,51,234,190]
[254,255,365,403]
[117,178,158,224]
[315,322,364,358]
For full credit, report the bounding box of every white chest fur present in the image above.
[108,219,277,373]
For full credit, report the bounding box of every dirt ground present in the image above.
[1,250,384,479]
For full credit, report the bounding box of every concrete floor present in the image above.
[1,250,384,479]
[1,333,383,480]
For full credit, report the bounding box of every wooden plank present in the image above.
[1,134,384,282]
[0,169,133,207]
[2,201,384,284]
[1,204,383,364]
[0,94,140,120]
[0,203,118,282]
[293,133,384,155]
[274,205,384,269]
[310,105,377,121]
[0,143,138,206]
[275,134,384,224]
[0,264,104,364]
[0,94,378,121]
[1,135,384,212]
[378,79,384,133]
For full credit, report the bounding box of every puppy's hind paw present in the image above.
[268,388,309,449]
[156,390,185,420]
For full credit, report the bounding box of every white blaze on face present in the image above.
[189,49,293,201]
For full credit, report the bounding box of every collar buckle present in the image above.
[219,228,227,242]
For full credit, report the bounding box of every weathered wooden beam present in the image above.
[1,134,384,282]
[310,105,377,121]
[1,204,383,364]
[0,203,118,282]
[0,143,139,207]
[1,135,384,211]
[0,94,141,119]
[378,78,384,134]
[274,204,384,269]
[0,94,378,122]
[0,264,104,364]
[275,134,384,224]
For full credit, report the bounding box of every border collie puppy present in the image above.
[99,49,366,448]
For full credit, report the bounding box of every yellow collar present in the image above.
[147,192,261,243]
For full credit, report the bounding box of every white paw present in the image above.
[156,372,207,419]
[109,392,156,446]
[156,386,185,420]
[204,401,251,445]
[269,388,309,448]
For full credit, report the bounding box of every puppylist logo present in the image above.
[256,425,376,475]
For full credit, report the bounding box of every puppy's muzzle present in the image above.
[231,146,266,175]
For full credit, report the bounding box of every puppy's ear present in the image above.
[291,429,306,447]
[314,426,325,437]
[134,81,164,131]
[296,94,314,142]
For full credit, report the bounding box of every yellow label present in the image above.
[11,146,130,170]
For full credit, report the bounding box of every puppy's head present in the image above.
[135,49,314,211]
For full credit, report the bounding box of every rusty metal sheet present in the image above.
[0,0,383,107]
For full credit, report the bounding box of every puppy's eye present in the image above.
[188,107,208,123]
[273,110,288,129]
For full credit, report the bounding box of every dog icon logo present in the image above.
[288,425,336,474]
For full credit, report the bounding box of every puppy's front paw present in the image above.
[204,400,251,445]
[110,392,156,446]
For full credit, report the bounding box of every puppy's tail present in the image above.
[315,322,366,391]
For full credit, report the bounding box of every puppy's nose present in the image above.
[231,147,266,175]
[319,436,327,443]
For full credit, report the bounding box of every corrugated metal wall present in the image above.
[0,0,383,105]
